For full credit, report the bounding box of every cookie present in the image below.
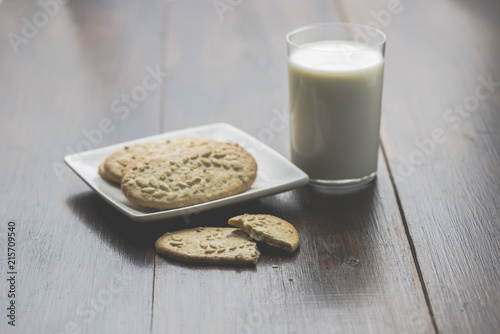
[121,142,257,210]
[228,214,299,252]
[98,163,114,183]
[155,227,260,265]
[101,137,216,183]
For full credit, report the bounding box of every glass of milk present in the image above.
[287,23,386,188]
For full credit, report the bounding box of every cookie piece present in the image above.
[228,214,299,252]
[155,227,260,265]
[101,137,216,183]
[121,142,257,210]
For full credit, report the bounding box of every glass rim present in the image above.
[286,22,387,54]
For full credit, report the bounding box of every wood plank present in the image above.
[0,0,164,332]
[341,0,500,332]
[153,0,434,333]
[161,0,341,154]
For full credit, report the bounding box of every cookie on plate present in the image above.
[121,142,257,210]
[101,137,216,184]
[155,227,260,265]
[228,214,299,252]
[98,163,114,183]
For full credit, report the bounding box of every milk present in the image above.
[288,40,384,182]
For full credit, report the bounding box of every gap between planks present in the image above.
[158,0,170,135]
[151,2,171,333]
[380,142,439,334]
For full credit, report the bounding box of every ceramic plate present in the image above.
[65,123,309,222]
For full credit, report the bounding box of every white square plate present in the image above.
[64,123,309,222]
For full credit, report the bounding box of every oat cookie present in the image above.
[155,227,260,265]
[101,137,216,183]
[121,142,257,210]
[228,214,299,252]
[98,163,114,183]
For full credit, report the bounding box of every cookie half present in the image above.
[101,137,216,184]
[155,227,260,265]
[121,142,257,210]
[228,214,299,252]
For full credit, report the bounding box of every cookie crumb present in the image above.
[288,277,293,281]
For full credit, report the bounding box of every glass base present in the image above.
[308,171,377,190]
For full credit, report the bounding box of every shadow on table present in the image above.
[66,190,273,269]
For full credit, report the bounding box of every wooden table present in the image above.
[1,0,499,333]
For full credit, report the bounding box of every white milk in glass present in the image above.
[288,40,384,182]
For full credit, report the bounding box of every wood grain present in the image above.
[153,1,433,333]
[341,0,500,332]
[0,0,164,332]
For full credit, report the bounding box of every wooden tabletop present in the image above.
[1,0,499,333]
